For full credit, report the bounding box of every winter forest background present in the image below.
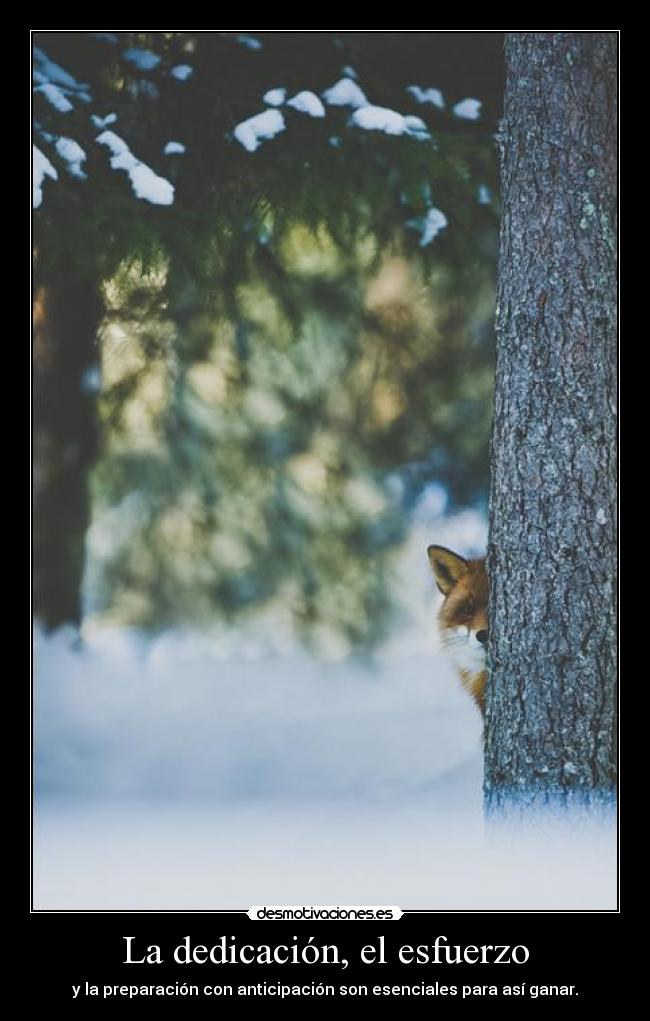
[33,31,616,909]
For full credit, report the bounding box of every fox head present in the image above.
[427,544,488,712]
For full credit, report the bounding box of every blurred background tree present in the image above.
[33,31,503,653]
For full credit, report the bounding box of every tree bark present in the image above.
[33,264,103,630]
[485,32,617,812]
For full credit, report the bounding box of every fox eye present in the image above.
[459,601,474,618]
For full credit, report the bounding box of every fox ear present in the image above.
[427,545,468,595]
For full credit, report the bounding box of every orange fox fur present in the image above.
[427,545,488,715]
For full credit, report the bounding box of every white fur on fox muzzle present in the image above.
[441,627,486,675]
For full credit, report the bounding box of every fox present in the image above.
[427,545,488,716]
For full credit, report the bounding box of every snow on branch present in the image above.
[453,98,482,120]
[171,64,193,81]
[96,130,174,205]
[236,34,263,50]
[33,145,58,209]
[322,77,367,109]
[406,207,448,246]
[123,48,161,71]
[287,91,325,118]
[33,46,90,94]
[407,85,445,109]
[263,88,286,107]
[55,137,87,178]
[351,105,430,139]
[35,84,74,113]
[233,109,286,152]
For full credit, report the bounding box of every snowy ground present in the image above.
[34,790,615,911]
[33,509,617,911]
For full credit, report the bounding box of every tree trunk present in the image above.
[485,32,617,812]
[33,265,103,630]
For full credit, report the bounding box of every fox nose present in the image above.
[476,629,488,646]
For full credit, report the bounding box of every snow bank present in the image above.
[35,628,480,800]
[33,505,615,909]
[38,502,488,798]
[33,796,616,910]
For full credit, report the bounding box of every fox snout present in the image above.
[427,544,489,714]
